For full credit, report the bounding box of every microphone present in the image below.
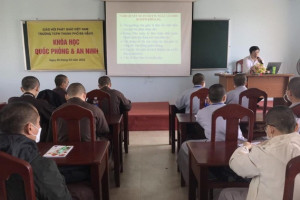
[257,57,263,64]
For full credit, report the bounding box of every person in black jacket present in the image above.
[0,102,71,200]
[53,74,69,102]
[8,76,55,142]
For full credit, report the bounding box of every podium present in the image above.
[215,73,294,105]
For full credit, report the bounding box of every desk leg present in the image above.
[90,165,101,200]
[102,150,110,200]
[113,124,121,187]
[189,155,196,200]
[169,105,172,146]
[119,124,123,173]
[199,167,209,200]
[124,112,129,153]
[178,120,187,153]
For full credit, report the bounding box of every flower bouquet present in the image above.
[250,63,266,75]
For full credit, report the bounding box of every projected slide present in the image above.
[117,13,181,64]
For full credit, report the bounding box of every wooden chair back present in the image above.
[0,102,6,110]
[86,89,112,116]
[283,155,300,200]
[189,88,209,116]
[235,59,243,73]
[239,88,268,122]
[51,104,95,143]
[291,104,300,118]
[211,104,254,142]
[0,152,36,200]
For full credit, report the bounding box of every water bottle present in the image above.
[93,97,99,106]
[272,66,276,74]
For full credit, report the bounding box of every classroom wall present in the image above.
[0,0,299,103]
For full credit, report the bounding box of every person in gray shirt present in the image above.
[175,73,205,114]
[225,74,248,108]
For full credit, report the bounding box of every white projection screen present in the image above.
[105,0,193,76]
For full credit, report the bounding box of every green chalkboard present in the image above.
[191,20,229,69]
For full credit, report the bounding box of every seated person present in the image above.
[285,77,300,108]
[8,76,54,142]
[98,76,131,115]
[47,83,109,142]
[0,102,71,200]
[177,84,245,184]
[37,89,66,108]
[243,46,264,73]
[53,74,69,102]
[218,106,300,200]
[175,73,206,114]
[285,77,300,132]
[225,74,248,108]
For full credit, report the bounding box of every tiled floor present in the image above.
[110,131,188,200]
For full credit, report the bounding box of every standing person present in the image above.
[98,76,132,115]
[225,73,248,108]
[0,102,72,200]
[218,106,300,200]
[175,73,206,114]
[47,83,109,142]
[243,46,264,73]
[8,76,54,142]
[53,74,69,102]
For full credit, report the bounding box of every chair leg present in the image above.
[209,189,213,200]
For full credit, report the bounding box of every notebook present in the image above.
[43,145,73,157]
[266,62,282,74]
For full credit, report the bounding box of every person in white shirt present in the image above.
[243,46,264,73]
[177,84,245,184]
[218,106,300,200]
[285,77,300,132]
[175,73,205,114]
[225,74,248,108]
[285,77,300,108]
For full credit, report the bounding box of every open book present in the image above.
[43,145,73,158]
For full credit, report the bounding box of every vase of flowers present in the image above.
[250,63,266,75]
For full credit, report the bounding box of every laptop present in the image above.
[266,62,282,74]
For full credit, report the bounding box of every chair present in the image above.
[211,104,254,142]
[51,104,95,143]
[239,88,267,122]
[181,104,254,188]
[235,59,243,73]
[0,102,6,110]
[283,155,300,200]
[239,88,267,139]
[0,152,35,200]
[86,89,112,116]
[87,89,129,154]
[206,104,254,198]
[189,88,209,117]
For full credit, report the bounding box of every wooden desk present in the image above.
[38,141,110,200]
[107,114,123,187]
[176,113,197,152]
[169,104,185,153]
[187,141,244,200]
[215,73,293,97]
